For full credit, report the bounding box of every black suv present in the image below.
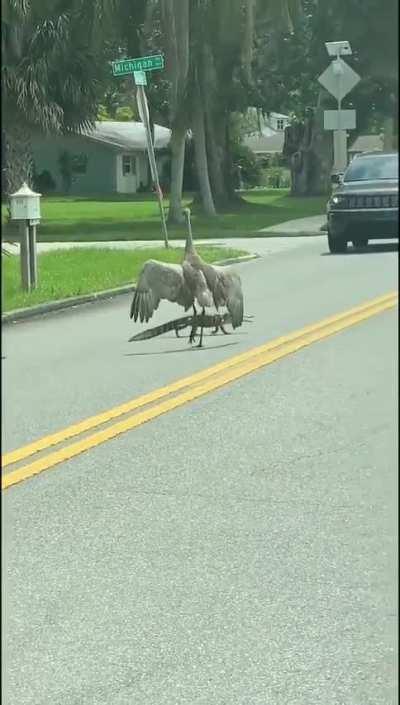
[326,151,398,253]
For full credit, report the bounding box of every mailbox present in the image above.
[9,182,41,292]
[9,182,41,222]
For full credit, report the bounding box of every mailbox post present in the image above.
[9,183,41,291]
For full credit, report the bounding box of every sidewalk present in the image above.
[2,216,328,323]
[2,215,326,258]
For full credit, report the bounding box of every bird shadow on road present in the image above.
[123,341,239,357]
[321,243,398,256]
[161,331,249,340]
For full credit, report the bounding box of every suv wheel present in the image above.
[352,237,368,248]
[328,231,348,254]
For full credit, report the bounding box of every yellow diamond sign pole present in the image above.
[318,44,360,174]
[112,55,169,248]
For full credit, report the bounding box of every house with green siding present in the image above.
[32,121,171,195]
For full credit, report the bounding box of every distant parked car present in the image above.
[326,151,398,253]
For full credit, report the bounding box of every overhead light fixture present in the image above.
[325,41,352,57]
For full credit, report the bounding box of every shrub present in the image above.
[231,143,263,188]
[33,169,56,194]
[262,166,291,188]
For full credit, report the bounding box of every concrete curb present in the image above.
[2,254,258,324]
[211,254,258,266]
[258,230,325,238]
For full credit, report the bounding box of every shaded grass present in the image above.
[2,245,247,312]
[2,189,326,242]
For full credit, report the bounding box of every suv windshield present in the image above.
[344,154,398,182]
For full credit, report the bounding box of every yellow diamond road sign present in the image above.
[318,58,360,101]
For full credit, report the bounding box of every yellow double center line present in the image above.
[2,292,397,490]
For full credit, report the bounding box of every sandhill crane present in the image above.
[183,208,244,334]
[129,259,213,346]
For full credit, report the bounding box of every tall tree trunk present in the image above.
[383,116,394,150]
[160,0,189,225]
[197,39,231,208]
[168,124,186,223]
[283,99,333,197]
[199,39,237,207]
[241,0,256,82]
[308,107,333,194]
[205,110,238,207]
[222,117,238,202]
[4,123,33,195]
[205,110,230,206]
[192,86,216,216]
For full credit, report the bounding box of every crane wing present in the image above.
[130,260,185,322]
[216,268,244,329]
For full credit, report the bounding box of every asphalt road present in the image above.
[2,236,398,704]
[2,237,398,453]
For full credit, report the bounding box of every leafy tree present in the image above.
[97,81,141,121]
[193,0,301,206]
[326,0,398,148]
[252,0,398,194]
[135,0,301,220]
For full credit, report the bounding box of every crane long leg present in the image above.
[189,324,198,344]
[211,311,221,335]
[197,308,206,348]
[189,303,198,344]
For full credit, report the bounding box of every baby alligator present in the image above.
[128,312,249,342]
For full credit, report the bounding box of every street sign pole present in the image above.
[112,54,169,248]
[318,53,360,173]
[334,56,346,172]
[135,80,169,248]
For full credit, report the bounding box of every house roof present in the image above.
[348,134,384,153]
[243,130,285,154]
[81,121,171,151]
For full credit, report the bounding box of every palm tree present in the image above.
[1,0,118,194]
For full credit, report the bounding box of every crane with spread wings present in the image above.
[129,208,245,347]
[182,208,244,335]
[129,259,213,346]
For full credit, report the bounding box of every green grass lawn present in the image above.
[2,245,247,312]
[2,189,326,243]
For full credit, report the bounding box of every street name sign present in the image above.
[324,109,356,130]
[112,54,164,76]
[318,57,360,101]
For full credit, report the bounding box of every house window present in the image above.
[71,153,88,174]
[122,155,136,175]
[276,118,285,131]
